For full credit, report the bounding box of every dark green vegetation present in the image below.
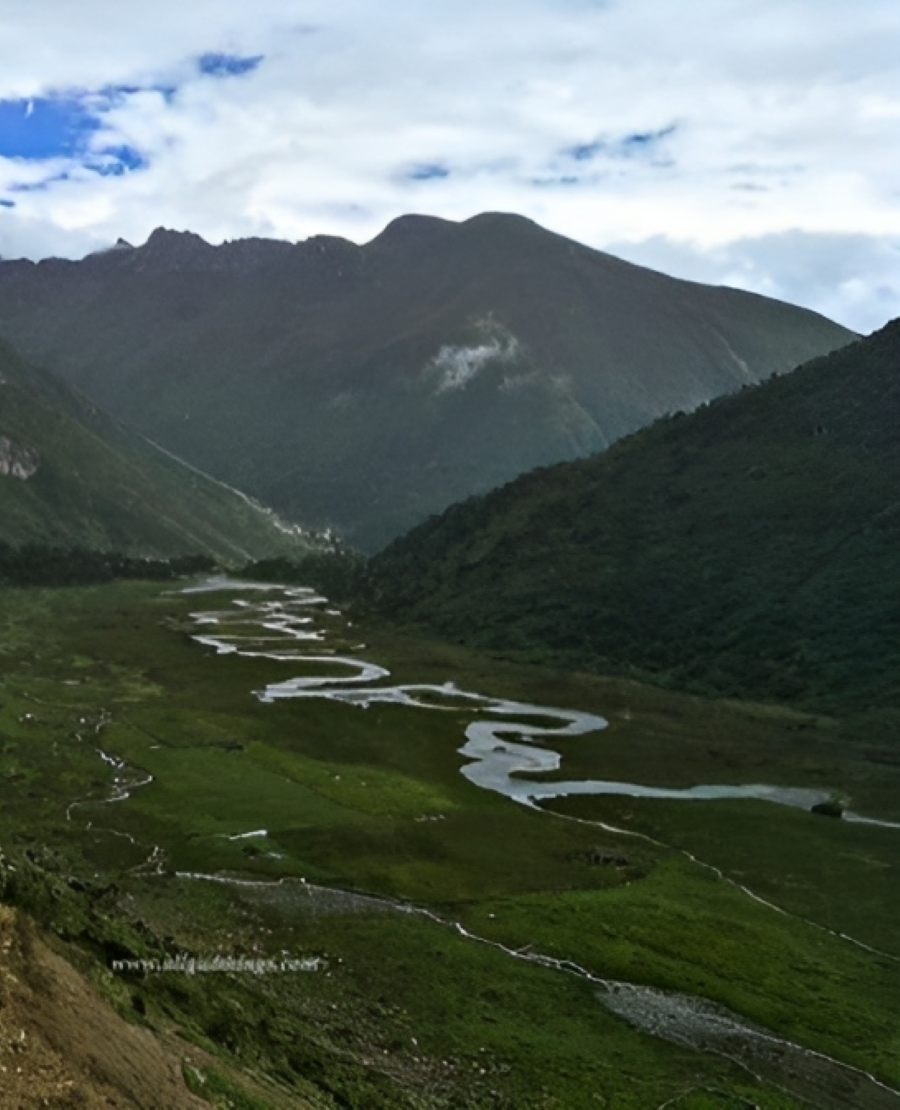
[367,320,900,722]
[0,544,214,587]
[239,550,368,601]
[0,334,309,560]
[0,579,897,1107]
[0,214,853,549]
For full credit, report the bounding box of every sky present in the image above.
[0,0,897,333]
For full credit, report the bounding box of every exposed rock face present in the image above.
[0,435,39,479]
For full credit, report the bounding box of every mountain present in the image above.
[0,335,309,560]
[0,214,855,551]
[365,321,900,720]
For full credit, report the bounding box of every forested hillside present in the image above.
[367,321,899,723]
[0,335,309,560]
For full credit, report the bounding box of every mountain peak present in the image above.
[84,237,135,261]
[462,211,541,232]
[366,214,456,252]
[118,227,217,272]
[0,211,856,550]
[144,227,211,250]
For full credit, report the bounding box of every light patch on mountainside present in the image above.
[427,329,521,392]
[498,365,569,393]
[713,330,752,379]
[0,435,39,479]
[327,390,359,409]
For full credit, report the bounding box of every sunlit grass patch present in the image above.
[458,854,900,1085]
[245,741,457,820]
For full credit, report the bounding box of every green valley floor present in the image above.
[0,578,897,1109]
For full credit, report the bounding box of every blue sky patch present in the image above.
[564,125,676,165]
[199,53,264,78]
[87,145,148,175]
[0,90,149,179]
[10,172,71,193]
[0,96,100,160]
[568,141,604,162]
[621,125,676,151]
[0,199,15,208]
[532,175,580,187]
[408,163,450,181]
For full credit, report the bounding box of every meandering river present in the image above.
[186,577,841,814]
[173,577,900,1107]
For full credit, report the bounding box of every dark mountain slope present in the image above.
[0,336,307,560]
[0,213,854,550]
[367,320,900,717]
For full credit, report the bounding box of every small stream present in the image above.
[175,869,900,1110]
[169,578,900,1106]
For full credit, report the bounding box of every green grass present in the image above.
[545,791,900,956]
[458,855,900,1083]
[0,579,896,1107]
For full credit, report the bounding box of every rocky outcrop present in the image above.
[0,435,39,479]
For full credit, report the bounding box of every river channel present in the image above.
[176,577,900,1108]
[186,577,838,815]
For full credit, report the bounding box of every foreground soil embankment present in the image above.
[0,903,206,1109]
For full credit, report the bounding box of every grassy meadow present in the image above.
[0,578,897,1108]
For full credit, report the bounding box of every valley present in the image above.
[0,219,894,1108]
[0,575,896,1107]
[0,0,894,1102]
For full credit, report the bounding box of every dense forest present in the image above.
[0,544,214,587]
[362,320,899,726]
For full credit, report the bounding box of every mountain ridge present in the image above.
[0,212,856,549]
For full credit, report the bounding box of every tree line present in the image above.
[0,543,215,587]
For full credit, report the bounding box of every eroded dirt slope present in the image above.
[0,903,209,1109]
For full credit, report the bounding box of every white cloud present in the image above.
[606,232,900,334]
[428,334,522,393]
[0,0,897,332]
